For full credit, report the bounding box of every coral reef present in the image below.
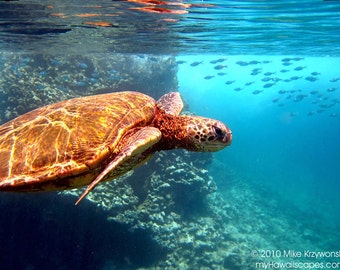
[62,149,337,269]
[61,149,258,269]
[0,53,177,123]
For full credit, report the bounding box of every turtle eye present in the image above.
[212,125,225,138]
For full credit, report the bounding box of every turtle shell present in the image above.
[0,91,156,191]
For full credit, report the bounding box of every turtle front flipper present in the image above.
[157,92,183,116]
[75,127,162,205]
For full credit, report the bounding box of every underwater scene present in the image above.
[0,0,339,269]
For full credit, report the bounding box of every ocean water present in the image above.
[0,0,340,269]
[178,55,340,205]
[178,54,340,227]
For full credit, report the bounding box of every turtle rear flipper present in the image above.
[75,126,162,205]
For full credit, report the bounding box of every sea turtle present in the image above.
[0,91,232,204]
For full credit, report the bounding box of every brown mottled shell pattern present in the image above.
[0,91,156,191]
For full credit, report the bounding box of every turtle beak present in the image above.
[222,128,232,146]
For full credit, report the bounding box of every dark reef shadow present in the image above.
[0,192,166,270]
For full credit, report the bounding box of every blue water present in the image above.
[0,0,340,269]
[178,55,340,225]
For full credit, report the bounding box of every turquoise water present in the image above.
[0,0,340,269]
[178,55,340,225]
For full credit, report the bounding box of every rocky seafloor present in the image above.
[61,148,338,269]
[62,149,242,269]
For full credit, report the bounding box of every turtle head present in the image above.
[185,116,232,152]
